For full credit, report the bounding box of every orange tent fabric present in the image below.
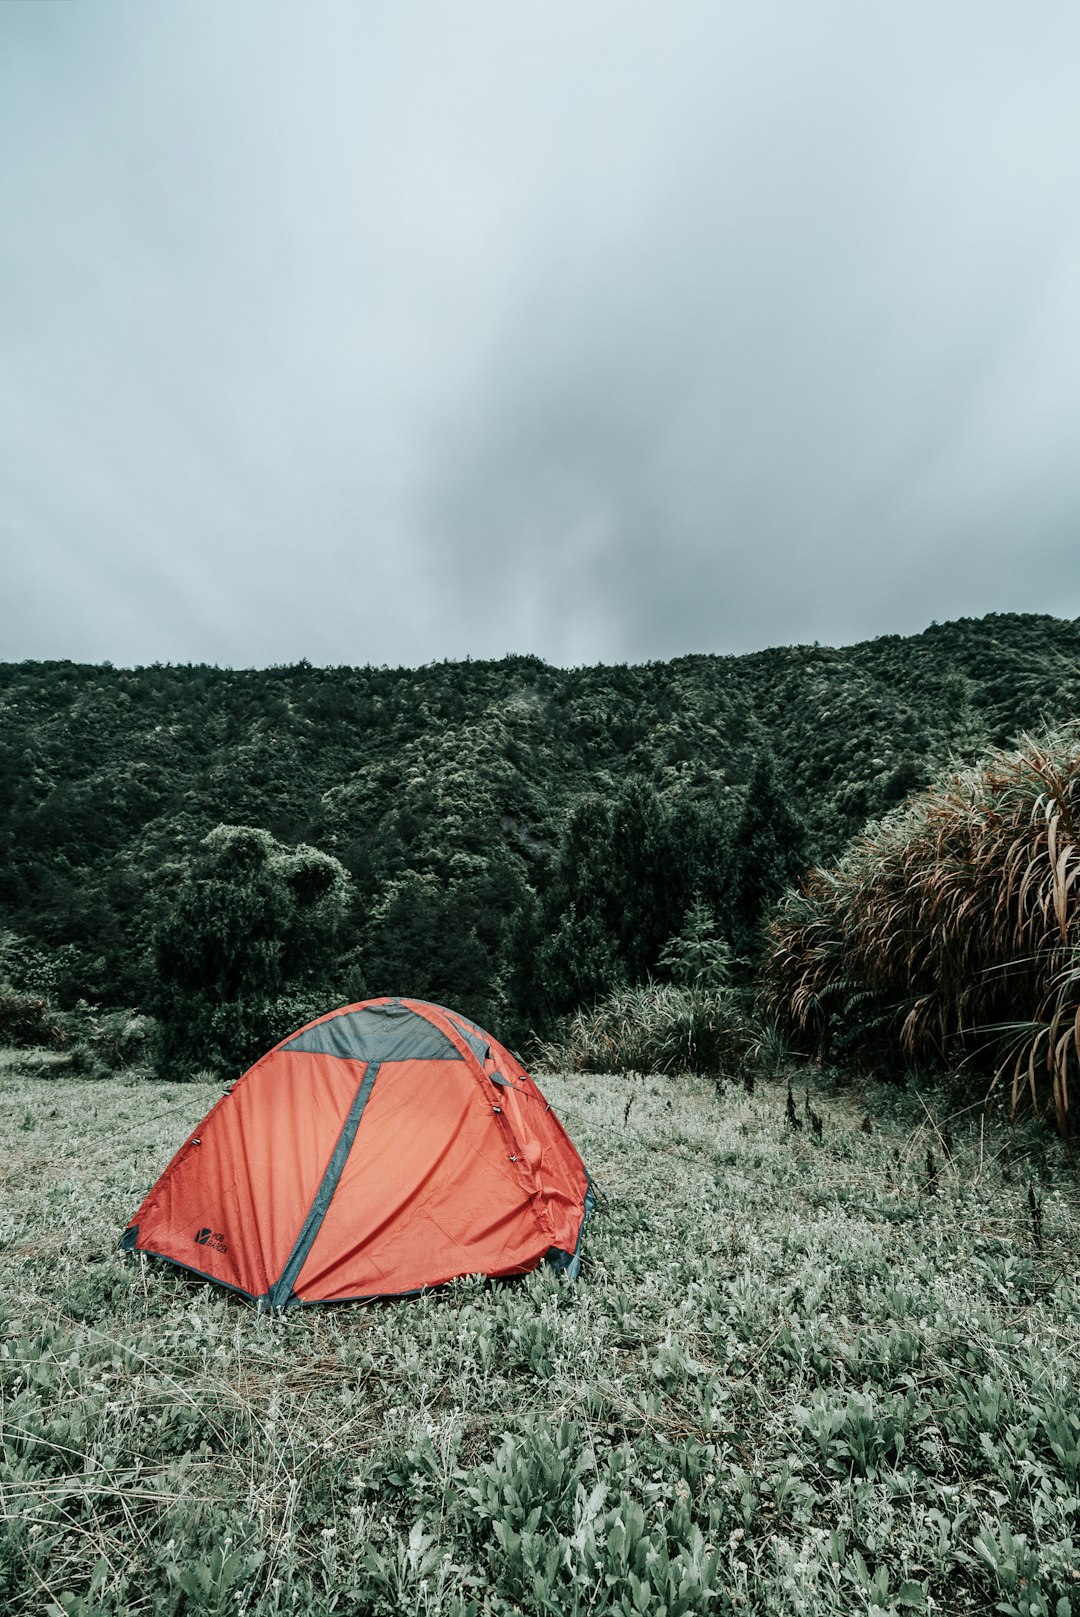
[121,998,591,1307]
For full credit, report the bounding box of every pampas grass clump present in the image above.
[764,729,1080,1134]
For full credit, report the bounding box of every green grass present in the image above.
[1,1055,1078,1616]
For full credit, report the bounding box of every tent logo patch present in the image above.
[194,1227,228,1254]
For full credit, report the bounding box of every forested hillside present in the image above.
[2,612,1078,1063]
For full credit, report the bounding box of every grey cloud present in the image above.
[3,3,1080,666]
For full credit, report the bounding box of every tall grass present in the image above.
[764,729,1080,1134]
[535,982,751,1077]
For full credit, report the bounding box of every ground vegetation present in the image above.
[0,1057,1076,1616]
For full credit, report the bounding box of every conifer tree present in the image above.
[658,897,733,990]
[529,780,694,1021]
[728,752,809,964]
[530,794,624,1019]
[606,778,679,983]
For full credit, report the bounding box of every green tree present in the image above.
[657,898,734,990]
[360,864,520,1030]
[153,825,351,1078]
[606,778,680,983]
[665,790,734,940]
[728,752,810,965]
[528,780,689,1022]
[529,794,625,1020]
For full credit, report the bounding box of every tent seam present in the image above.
[263,1060,381,1309]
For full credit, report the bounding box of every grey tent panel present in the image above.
[430,1003,490,1063]
[283,1003,462,1063]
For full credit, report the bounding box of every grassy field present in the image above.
[1,1054,1078,1616]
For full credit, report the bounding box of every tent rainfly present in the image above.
[121,998,592,1307]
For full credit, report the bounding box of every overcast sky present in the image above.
[3,3,1080,669]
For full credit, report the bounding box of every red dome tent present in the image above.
[121,998,591,1308]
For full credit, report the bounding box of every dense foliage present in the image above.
[765,730,1080,1132]
[1,611,1079,1071]
[153,825,352,1078]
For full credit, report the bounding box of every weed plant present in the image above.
[0,1056,1078,1614]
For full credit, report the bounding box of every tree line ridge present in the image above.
[2,611,1079,1084]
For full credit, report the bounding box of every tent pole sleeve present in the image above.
[265,1061,381,1310]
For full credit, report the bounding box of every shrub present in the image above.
[536,981,751,1076]
[76,1008,156,1073]
[764,728,1080,1132]
[0,931,81,1006]
[0,983,65,1049]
